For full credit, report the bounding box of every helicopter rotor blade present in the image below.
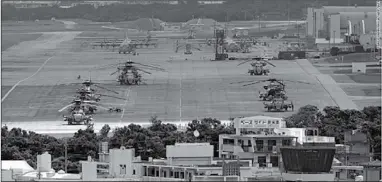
[58,104,73,112]
[242,82,259,87]
[95,63,120,70]
[95,94,127,100]
[229,80,258,84]
[136,68,152,74]
[263,60,276,67]
[94,85,119,94]
[134,62,165,71]
[110,70,119,76]
[237,59,252,66]
[282,80,312,84]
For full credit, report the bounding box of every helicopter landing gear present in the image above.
[109,107,123,113]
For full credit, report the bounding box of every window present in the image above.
[282,140,291,146]
[255,140,264,151]
[133,169,136,175]
[258,156,267,167]
[268,140,276,151]
[120,164,126,175]
[223,139,234,144]
[306,129,314,136]
[335,172,340,178]
[270,156,279,167]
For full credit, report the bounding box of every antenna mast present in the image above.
[377,1,381,61]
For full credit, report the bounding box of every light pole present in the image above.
[257,14,264,33]
[333,30,336,45]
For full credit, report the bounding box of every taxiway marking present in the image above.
[119,87,132,123]
[1,56,54,103]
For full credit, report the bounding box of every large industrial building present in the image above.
[306,6,378,44]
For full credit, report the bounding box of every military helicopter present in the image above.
[263,97,294,112]
[237,57,276,76]
[79,80,119,94]
[75,80,124,101]
[76,89,126,103]
[231,78,312,101]
[59,99,94,125]
[98,60,166,85]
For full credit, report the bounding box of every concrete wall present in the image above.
[167,143,213,158]
[1,170,14,181]
[282,172,335,181]
[109,147,135,177]
[364,167,381,181]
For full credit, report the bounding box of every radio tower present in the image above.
[376,1,381,61]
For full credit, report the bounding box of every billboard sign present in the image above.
[234,116,285,129]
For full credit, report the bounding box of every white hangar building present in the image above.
[306,6,379,43]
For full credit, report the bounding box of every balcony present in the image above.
[304,136,335,143]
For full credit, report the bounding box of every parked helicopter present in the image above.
[79,80,119,95]
[97,60,166,85]
[237,57,276,76]
[59,99,94,125]
[59,98,122,116]
[263,97,294,112]
[230,78,312,101]
[76,89,126,103]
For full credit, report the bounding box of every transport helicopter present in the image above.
[59,98,122,117]
[230,78,312,101]
[263,97,294,112]
[237,57,276,76]
[59,99,94,125]
[76,89,126,103]
[97,60,166,85]
[79,80,119,95]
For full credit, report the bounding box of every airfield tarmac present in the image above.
[1,31,340,133]
[7,20,378,135]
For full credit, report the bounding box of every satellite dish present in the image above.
[193,130,200,137]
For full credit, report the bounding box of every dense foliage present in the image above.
[2,105,380,173]
[285,105,381,159]
[2,0,377,22]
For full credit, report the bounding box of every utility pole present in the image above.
[287,0,290,26]
[65,139,68,173]
[297,20,300,50]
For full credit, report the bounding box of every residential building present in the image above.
[2,1,60,8]
[361,160,382,181]
[335,130,372,166]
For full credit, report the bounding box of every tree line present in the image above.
[2,0,377,22]
[2,105,380,173]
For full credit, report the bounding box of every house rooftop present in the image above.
[220,134,298,138]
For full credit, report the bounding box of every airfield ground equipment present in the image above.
[175,40,202,54]
[214,29,228,61]
[237,58,276,76]
[263,98,294,112]
[98,60,166,85]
